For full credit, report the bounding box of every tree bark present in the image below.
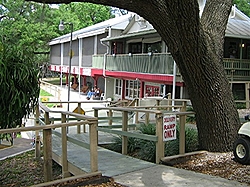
[27,0,241,152]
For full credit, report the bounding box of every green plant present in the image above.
[106,123,199,163]
[185,127,199,152]
[236,103,246,109]
[0,43,40,142]
[139,123,156,135]
[137,140,156,162]
[186,106,196,123]
[107,136,141,154]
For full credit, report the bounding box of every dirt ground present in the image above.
[0,150,127,187]
[167,109,250,185]
[170,151,250,185]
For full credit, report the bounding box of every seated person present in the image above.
[86,89,95,100]
[94,87,101,97]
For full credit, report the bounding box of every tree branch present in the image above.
[0,15,7,21]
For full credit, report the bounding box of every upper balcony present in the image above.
[93,53,250,82]
[224,58,250,81]
[93,53,176,75]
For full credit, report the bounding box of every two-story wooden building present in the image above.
[49,14,133,94]
[49,4,250,105]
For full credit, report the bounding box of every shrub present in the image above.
[186,106,196,123]
[139,123,156,135]
[105,136,141,154]
[106,123,199,163]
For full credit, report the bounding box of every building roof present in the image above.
[49,13,133,45]
[226,19,250,39]
[50,6,250,45]
[102,7,250,42]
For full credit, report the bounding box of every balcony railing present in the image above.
[224,58,250,81]
[92,53,176,75]
[93,54,250,81]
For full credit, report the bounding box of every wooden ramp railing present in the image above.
[0,98,195,184]
[0,102,98,183]
[93,102,195,164]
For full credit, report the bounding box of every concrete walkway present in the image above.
[113,165,248,187]
[0,138,33,160]
[52,132,249,187]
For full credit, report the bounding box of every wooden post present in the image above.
[167,93,171,111]
[77,102,81,134]
[179,101,187,154]
[145,108,149,125]
[35,104,41,159]
[89,121,98,172]
[108,109,113,125]
[245,83,249,108]
[156,99,160,106]
[122,111,128,155]
[135,99,139,124]
[43,111,52,182]
[155,112,164,164]
[59,89,62,107]
[94,109,99,145]
[61,114,71,178]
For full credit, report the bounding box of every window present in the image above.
[111,42,124,54]
[115,79,122,95]
[145,85,160,97]
[143,41,162,53]
[125,80,140,98]
[128,43,142,54]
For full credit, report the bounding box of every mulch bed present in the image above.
[0,144,11,150]
[37,174,128,187]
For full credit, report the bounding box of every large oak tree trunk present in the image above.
[28,0,241,152]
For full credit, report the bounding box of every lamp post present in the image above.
[59,20,73,119]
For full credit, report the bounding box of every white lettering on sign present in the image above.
[163,115,176,141]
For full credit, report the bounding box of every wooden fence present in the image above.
[93,99,195,164]
[0,103,98,182]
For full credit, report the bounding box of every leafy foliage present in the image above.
[107,123,199,163]
[0,43,40,131]
[186,106,196,123]
[139,123,155,135]
[57,3,114,32]
[234,0,250,17]
[0,0,113,139]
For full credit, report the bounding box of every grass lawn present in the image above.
[40,89,53,97]
[42,77,66,85]
[39,89,55,107]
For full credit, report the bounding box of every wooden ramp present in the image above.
[51,132,156,177]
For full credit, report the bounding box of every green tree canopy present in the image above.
[0,0,113,133]
[234,0,250,17]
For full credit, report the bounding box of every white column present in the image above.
[94,35,98,55]
[78,38,82,97]
[172,61,176,110]
[60,43,64,89]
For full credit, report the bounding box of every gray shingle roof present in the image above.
[226,19,250,39]
[50,14,132,44]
